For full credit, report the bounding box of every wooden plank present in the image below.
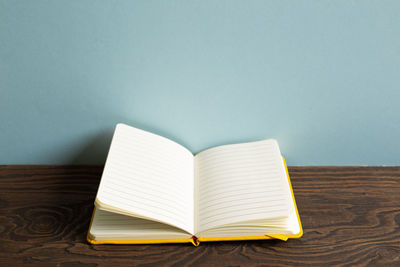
[0,166,399,266]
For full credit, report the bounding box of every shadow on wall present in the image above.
[65,120,163,165]
[65,119,193,165]
[68,129,114,165]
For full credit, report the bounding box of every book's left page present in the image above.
[88,209,193,242]
[95,123,194,234]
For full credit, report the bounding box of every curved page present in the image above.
[96,124,194,234]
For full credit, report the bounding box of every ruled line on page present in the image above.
[91,209,186,234]
[195,139,291,232]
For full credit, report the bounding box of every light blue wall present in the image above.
[1,0,399,165]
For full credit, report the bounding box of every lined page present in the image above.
[90,209,190,240]
[96,124,194,234]
[195,139,291,233]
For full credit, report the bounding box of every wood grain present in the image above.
[0,166,399,266]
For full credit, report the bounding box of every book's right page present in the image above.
[194,139,299,237]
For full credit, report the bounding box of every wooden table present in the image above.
[0,166,399,266]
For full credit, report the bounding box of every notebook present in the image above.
[87,123,303,246]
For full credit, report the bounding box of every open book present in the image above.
[87,124,302,245]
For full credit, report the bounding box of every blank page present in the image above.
[195,139,291,233]
[96,124,194,234]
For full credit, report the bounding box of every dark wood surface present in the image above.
[0,166,399,266]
